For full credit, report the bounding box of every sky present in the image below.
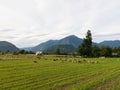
[0,0,120,48]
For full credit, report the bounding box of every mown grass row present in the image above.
[0,55,120,90]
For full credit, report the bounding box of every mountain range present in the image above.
[0,35,120,53]
[24,35,120,54]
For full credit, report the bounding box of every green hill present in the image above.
[0,41,19,53]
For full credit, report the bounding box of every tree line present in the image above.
[77,30,120,57]
[13,50,35,55]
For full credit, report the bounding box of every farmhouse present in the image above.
[36,51,43,56]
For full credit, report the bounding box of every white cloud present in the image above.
[0,0,120,47]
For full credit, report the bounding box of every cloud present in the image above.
[0,0,120,47]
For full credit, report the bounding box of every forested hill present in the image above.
[0,41,19,53]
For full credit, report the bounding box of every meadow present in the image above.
[0,54,120,90]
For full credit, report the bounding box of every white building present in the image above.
[36,51,43,56]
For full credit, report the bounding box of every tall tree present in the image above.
[78,30,92,57]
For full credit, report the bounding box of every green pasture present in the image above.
[0,54,120,90]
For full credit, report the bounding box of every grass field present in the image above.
[0,54,120,90]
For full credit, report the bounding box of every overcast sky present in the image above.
[0,0,120,48]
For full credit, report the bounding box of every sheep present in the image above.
[73,60,78,63]
[61,59,65,63]
[95,61,99,64]
[83,59,87,62]
[88,60,94,64]
[90,61,95,64]
[77,60,82,63]
[53,59,58,61]
[53,59,57,61]
[33,61,37,63]
[68,60,72,62]
[64,58,67,62]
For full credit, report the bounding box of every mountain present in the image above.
[44,44,76,54]
[98,40,120,47]
[57,35,83,48]
[31,35,83,53]
[31,40,59,52]
[23,35,120,54]
[0,41,19,53]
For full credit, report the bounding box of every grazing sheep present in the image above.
[72,60,76,63]
[61,59,65,63]
[87,60,90,63]
[90,61,95,64]
[77,60,82,63]
[88,60,94,64]
[83,59,86,62]
[68,60,72,62]
[64,59,67,62]
[53,59,56,61]
[53,59,58,61]
[33,61,37,63]
[95,61,99,64]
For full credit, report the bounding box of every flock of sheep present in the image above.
[53,58,99,64]
[33,57,99,64]
[34,52,99,64]
[33,58,99,64]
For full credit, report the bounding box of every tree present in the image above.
[78,30,92,57]
[92,45,100,57]
[100,45,112,57]
[19,50,26,54]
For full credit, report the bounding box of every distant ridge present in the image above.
[22,35,120,54]
[98,40,120,47]
[0,41,19,52]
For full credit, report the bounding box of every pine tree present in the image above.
[78,30,92,57]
